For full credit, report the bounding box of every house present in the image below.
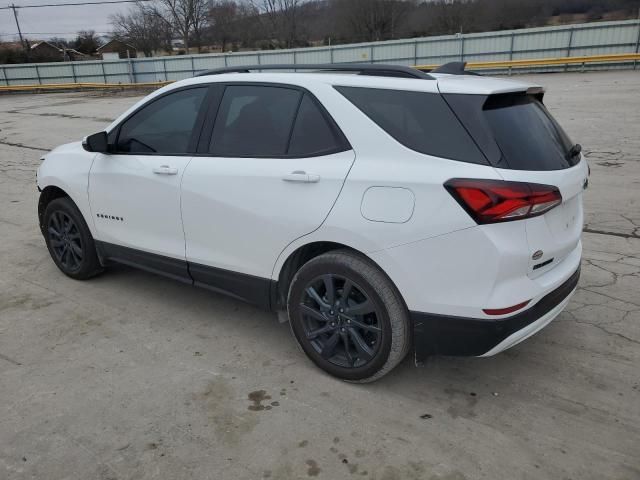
[97,40,137,60]
[30,41,63,60]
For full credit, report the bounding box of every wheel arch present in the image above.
[273,240,406,313]
[38,185,72,235]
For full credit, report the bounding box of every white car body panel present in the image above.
[181,149,355,278]
[36,68,584,361]
[37,141,97,235]
[88,153,192,259]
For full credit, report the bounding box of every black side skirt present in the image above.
[95,241,274,310]
[411,267,580,361]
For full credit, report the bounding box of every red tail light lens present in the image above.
[483,300,530,316]
[444,178,562,224]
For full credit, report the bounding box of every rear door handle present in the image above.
[282,171,321,183]
[153,165,179,175]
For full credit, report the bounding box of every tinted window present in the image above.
[210,85,301,157]
[483,94,576,170]
[288,94,344,156]
[117,87,207,154]
[336,86,486,164]
[444,93,577,171]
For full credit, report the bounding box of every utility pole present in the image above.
[10,4,29,60]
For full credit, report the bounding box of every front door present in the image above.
[89,86,210,280]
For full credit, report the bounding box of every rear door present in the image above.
[445,91,589,277]
[180,83,354,305]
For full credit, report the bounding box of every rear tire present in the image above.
[287,250,410,383]
[43,197,103,280]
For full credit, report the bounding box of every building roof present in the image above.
[30,41,62,51]
[97,39,136,51]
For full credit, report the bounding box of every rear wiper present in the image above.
[566,143,582,160]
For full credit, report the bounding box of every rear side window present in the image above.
[288,94,344,156]
[116,87,207,154]
[335,86,486,164]
[210,85,301,157]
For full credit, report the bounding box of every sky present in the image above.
[0,1,132,42]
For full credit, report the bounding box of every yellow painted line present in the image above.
[0,81,171,92]
[415,53,640,70]
[1,53,639,92]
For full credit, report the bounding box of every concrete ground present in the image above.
[0,71,639,480]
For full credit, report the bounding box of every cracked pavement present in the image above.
[0,72,639,480]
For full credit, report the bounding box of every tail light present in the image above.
[444,178,562,224]
[483,300,530,316]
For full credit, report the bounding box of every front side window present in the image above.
[116,87,207,154]
[210,85,301,157]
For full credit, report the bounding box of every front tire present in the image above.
[287,250,410,383]
[43,197,103,280]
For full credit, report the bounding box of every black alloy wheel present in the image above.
[47,210,84,273]
[288,250,410,382]
[43,196,103,280]
[300,274,382,368]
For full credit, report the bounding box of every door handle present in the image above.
[153,165,179,175]
[282,171,321,183]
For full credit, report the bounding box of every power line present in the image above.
[0,31,112,36]
[0,0,151,9]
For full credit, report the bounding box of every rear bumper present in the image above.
[411,266,580,362]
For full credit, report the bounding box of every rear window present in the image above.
[445,92,578,171]
[335,86,487,165]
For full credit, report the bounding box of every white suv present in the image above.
[37,63,587,382]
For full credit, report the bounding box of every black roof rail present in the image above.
[429,61,481,76]
[195,63,435,80]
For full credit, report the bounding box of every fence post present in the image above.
[330,45,334,64]
[101,62,107,83]
[507,32,516,75]
[128,57,135,83]
[190,56,195,76]
[459,33,464,62]
[370,45,374,64]
[0,65,6,86]
[414,39,418,65]
[70,62,77,83]
[34,65,42,85]
[224,53,228,67]
[162,58,167,82]
[565,27,574,72]
[634,18,640,70]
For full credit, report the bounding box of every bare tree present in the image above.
[251,0,303,48]
[149,0,209,52]
[332,0,415,42]
[73,30,101,54]
[111,2,172,56]
[207,0,240,52]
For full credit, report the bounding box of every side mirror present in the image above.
[82,131,109,153]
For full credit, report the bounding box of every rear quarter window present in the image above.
[444,92,578,171]
[335,86,487,165]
